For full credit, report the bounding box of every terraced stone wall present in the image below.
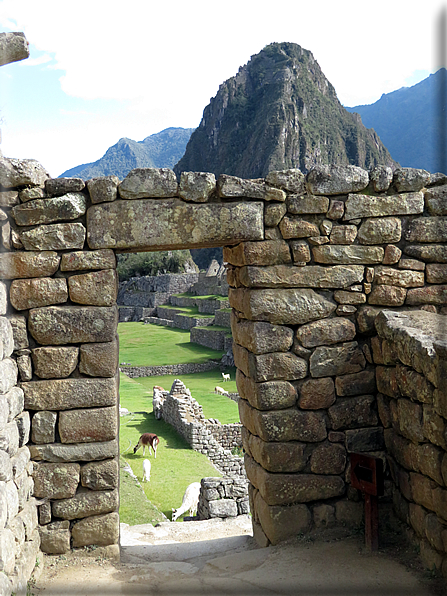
[1,147,447,590]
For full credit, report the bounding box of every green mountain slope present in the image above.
[174,42,396,178]
[59,127,194,180]
[346,69,447,174]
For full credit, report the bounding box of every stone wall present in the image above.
[198,477,249,519]
[373,310,447,574]
[120,361,219,378]
[2,129,447,581]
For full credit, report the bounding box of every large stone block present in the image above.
[0,359,17,395]
[33,462,80,499]
[119,168,178,199]
[296,317,356,348]
[86,176,119,204]
[29,439,118,462]
[71,512,119,547]
[39,521,71,554]
[7,315,28,350]
[32,346,79,379]
[0,156,48,187]
[223,240,291,266]
[345,427,384,452]
[344,192,424,220]
[5,387,23,422]
[279,217,319,238]
[313,245,384,265]
[243,430,307,473]
[368,285,407,306]
[239,399,326,443]
[236,370,296,411]
[405,244,447,263]
[0,318,14,358]
[266,169,306,194]
[287,194,329,214]
[217,174,286,201]
[231,316,293,354]
[335,369,376,396]
[309,342,365,378]
[310,442,347,474]
[297,377,335,410]
[9,277,68,310]
[229,287,336,325]
[58,406,117,444]
[406,285,447,305]
[51,488,118,520]
[87,199,264,251]
[11,193,86,226]
[254,491,311,545]
[328,395,377,430]
[20,222,86,250]
[374,267,424,288]
[178,171,216,202]
[79,339,119,377]
[28,305,118,344]
[22,377,118,411]
[405,216,447,243]
[80,459,119,490]
[31,410,57,444]
[68,269,118,306]
[0,251,60,279]
[238,264,365,288]
[60,249,116,271]
[357,217,401,244]
[245,454,344,505]
[306,165,369,195]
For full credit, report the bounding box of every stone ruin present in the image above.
[2,30,447,592]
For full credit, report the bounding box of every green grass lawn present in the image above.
[119,374,223,524]
[118,322,225,367]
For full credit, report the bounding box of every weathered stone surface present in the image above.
[229,288,336,325]
[0,282,6,316]
[254,491,311,545]
[32,346,79,379]
[344,192,424,220]
[264,202,287,227]
[9,277,68,310]
[20,222,86,250]
[33,462,80,499]
[39,521,71,554]
[86,176,119,204]
[234,343,307,382]
[309,342,365,378]
[59,406,117,444]
[310,443,346,474]
[329,225,357,245]
[4,387,23,422]
[297,377,335,410]
[287,195,329,214]
[28,305,118,344]
[60,249,116,271]
[119,168,178,199]
[0,189,19,207]
[426,263,447,284]
[179,171,216,202]
[383,244,402,265]
[23,377,117,411]
[398,258,425,271]
[231,316,293,354]
[80,459,119,490]
[0,30,29,66]
[333,290,366,305]
[395,363,434,404]
[79,340,118,378]
[370,165,393,192]
[279,217,319,239]
[208,499,238,518]
[71,511,119,547]
[11,193,86,226]
[266,169,306,194]
[407,285,447,305]
[51,488,118,520]
[236,370,296,411]
[0,251,60,279]
[15,353,30,382]
[0,359,17,395]
[329,395,377,430]
[374,267,424,288]
[29,439,118,462]
[376,366,399,398]
[19,186,45,202]
[0,156,49,188]
[327,200,345,220]
[45,177,85,197]
[423,406,446,449]
[0,528,16,574]
[345,427,384,452]
[0,317,14,358]
[238,264,364,289]
[243,430,306,473]
[405,244,447,263]
[0,450,12,482]
[306,165,368,195]
[31,410,57,444]
[217,175,285,201]
[16,410,30,446]
[296,317,356,348]
[223,240,291,266]
[239,399,326,443]
[368,285,407,306]
[393,167,430,192]
[405,216,447,243]
[425,184,447,215]
[357,217,401,245]
[68,269,117,306]
[335,369,376,396]
[290,240,311,263]
[245,455,344,505]
[87,199,264,251]
[397,399,424,443]
[313,245,384,264]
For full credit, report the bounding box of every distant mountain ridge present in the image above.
[174,42,396,179]
[59,127,194,180]
[346,69,447,174]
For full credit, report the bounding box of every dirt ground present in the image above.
[29,515,446,596]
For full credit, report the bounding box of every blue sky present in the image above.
[0,0,445,177]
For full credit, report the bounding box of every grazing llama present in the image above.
[172,482,201,521]
[142,459,151,482]
[133,433,159,458]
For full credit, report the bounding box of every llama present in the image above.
[142,459,151,482]
[133,433,159,458]
[214,386,229,396]
[171,482,201,521]
[222,373,230,382]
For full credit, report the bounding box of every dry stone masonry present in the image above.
[2,115,447,588]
